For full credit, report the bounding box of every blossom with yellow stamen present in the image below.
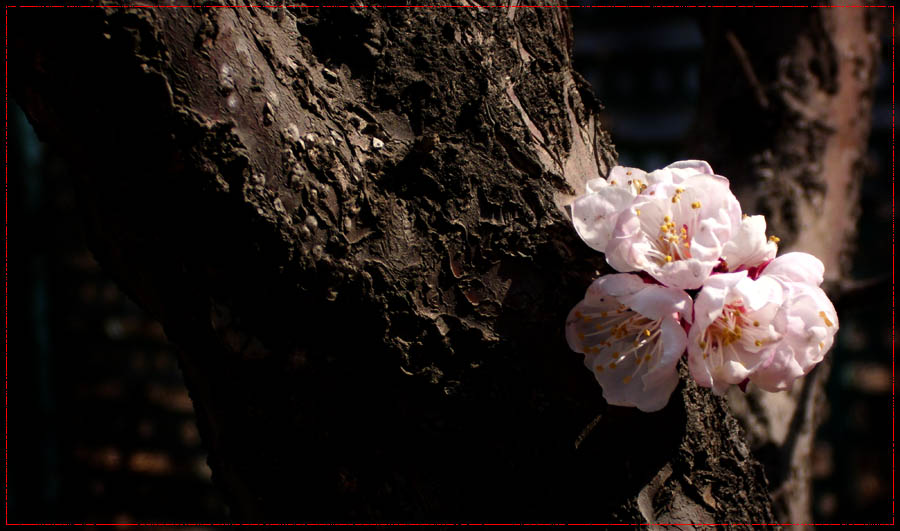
[572,160,714,257]
[566,273,692,412]
[688,253,838,394]
[687,271,784,394]
[746,253,838,391]
[604,173,742,290]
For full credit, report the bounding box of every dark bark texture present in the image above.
[693,7,883,525]
[14,3,778,524]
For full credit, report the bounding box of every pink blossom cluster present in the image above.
[566,161,838,412]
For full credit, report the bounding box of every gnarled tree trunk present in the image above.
[13,3,779,523]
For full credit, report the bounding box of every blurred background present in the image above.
[11,104,229,522]
[10,5,893,524]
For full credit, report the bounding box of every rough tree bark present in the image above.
[693,6,883,525]
[14,3,780,523]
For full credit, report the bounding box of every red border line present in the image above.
[3,4,898,7]
[891,2,896,527]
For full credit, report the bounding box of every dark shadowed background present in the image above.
[10,5,893,523]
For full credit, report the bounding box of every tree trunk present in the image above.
[13,3,776,523]
[693,6,883,525]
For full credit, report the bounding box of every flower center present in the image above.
[645,212,695,265]
[575,307,665,383]
[697,300,770,360]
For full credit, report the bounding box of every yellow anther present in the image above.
[818,342,825,349]
[610,180,617,186]
[753,321,760,327]
[676,188,684,194]
[663,215,671,222]
[635,209,641,216]
[699,341,707,348]
[819,311,834,327]
[754,340,762,347]
[672,196,680,203]
[691,201,701,209]
[703,353,709,359]
[643,329,651,337]
[665,255,673,262]
[742,213,749,219]
[644,354,652,362]
[626,170,632,175]
[769,235,781,243]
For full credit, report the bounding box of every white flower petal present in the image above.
[589,270,648,298]
[661,160,714,181]
[584,177,608,194]
[572,187,637,253]
[748,345,805,392]
[720,215,778,272]
[733,274,783,312]
[654,259,719,292]
[759,252,825,286]
[644,316,688,386]
[630,369,680,412]
[618,284,694,322]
